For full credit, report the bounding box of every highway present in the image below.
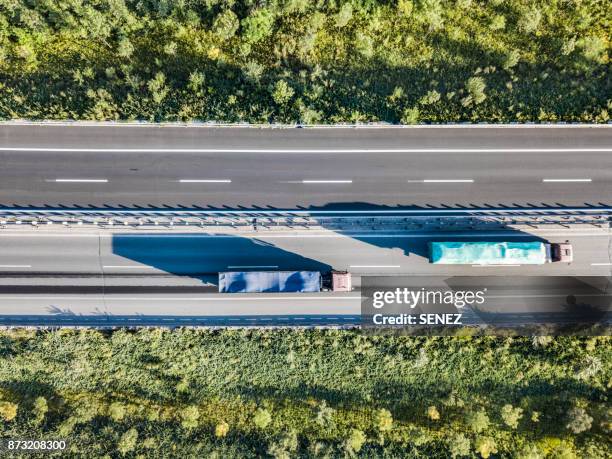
[1,123,611,327]
[0,226,610,327]
[1,124,611,210]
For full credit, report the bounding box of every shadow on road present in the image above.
[308,202,550,259]
[111,233,332,285]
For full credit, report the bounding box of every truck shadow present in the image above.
[308,202,549,259]
[111,233,331,286]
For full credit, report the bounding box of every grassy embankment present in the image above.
[0,0,609,123]
[0,329,610,457]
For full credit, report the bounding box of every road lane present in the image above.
[1,125,611,210]
[0,227,610,280]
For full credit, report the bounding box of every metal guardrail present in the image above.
[0,209,609,230]
[2,206,612,216]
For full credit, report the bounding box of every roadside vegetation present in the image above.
[0,329,610,457]
[0,0,609,123]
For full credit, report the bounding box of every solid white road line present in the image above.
[179,179,232,183]
[591,262,612,266]
[53,178,108,183]
[6,207,611,215]
[227,265,279,269]
[422,179,474,183]
[0,264,31,268]
[301,180,353,184]
[0,231,608,238]
[542,178,592,182]
[3,148,612,153]
[0,296,362,301]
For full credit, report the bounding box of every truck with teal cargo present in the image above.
[429,241,573,265]
[219,270,352,293]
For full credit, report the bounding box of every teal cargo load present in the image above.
[429,241,552,265]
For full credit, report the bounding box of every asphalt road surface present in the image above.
[0,227,610,279]
[0,226,610,326]
[1,124,611,211]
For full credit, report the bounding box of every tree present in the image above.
[578,36,607,64]
[335,3,353,28]
[253,408,272,429]
[401,107,420,124]
[148,72,168,104]
[117,37,134,58]
[267,430,298,459]
[215,421,229,438]
[117,428,138,455]
[501,404,523,429]
[375,408,393,431]
[475,437,497,458]
[503,50,520,70]
[242,9,275,44]
[163,42,177,56]
[490,15,505,31]
[462,77,486,106]
[0,401,17,421]
[345,429,366,453]
[213,10,239,40]
[316,400,335,428]
[33,397,48,425]
[466,409,489,433]
[419,90,441,105]
[271,80,294,106]
[566,407,592,434]
[515,444,544,459]
[449,433,471,458]
[180,405,200,429]
[355,33,374,58]
[109,402,126,421]
[428,405,441,421]
[519,7,542,34]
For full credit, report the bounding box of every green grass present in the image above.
[0,0,609,123]
[0,329,610,457]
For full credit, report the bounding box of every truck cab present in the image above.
[331,271,352,292]
[551,242,573,263]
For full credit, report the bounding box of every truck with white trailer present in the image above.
[429,241,573,265]
[219,270,352,293]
